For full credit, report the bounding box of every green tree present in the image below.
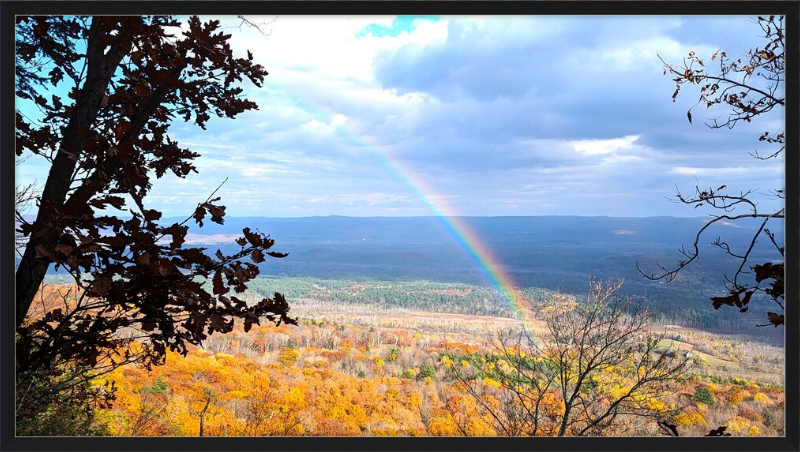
[418,363,436,381]
[694,387,715,405]
[639,15,785,327]
[14,15,295,433]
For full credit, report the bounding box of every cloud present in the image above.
[571,135,640,156]
[184,16,786,217]
[16,15,784,219]
[671,166,750,176]
[372,17,560,102]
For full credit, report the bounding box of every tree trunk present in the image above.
[15,18,131,330]
[199,396,211,436]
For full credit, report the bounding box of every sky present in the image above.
[16,15,786,218]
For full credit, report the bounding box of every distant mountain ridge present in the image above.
[161,216,783,319]
[157,215,782,248]
[29,215,784,331]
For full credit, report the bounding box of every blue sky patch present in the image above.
[356,16,440,38]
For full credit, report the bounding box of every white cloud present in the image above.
[571,135,640,155]
[300,119,329,132]
[331,114,347,127]
[226,16,449,84]
[671,166,750,176]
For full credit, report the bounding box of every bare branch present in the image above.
[233,15,278,37]
[647,18,785,326]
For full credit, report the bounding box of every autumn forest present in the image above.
[20,276,785,437]
[9,12,789,445]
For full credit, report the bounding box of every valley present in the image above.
[32,215,786,437]
[35,276,782,437]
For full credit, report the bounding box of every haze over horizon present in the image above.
[16,15,785,219]
[159,213,764,220]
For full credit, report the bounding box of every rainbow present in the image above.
[272,86,536,329]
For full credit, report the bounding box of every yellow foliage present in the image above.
[727,392,744,404]
[280,386,306,412]
[465,417,495,436]
[610,384,630,399]
[726,416,750,433]
[483,377,502,388]
[165,395,193,435]
[673,410,707,427]
[408,392,422,409]
[753,392,772,406]
[426,414,460,436]
[277,348,300,366]
[226,390,249,399]
[749,425,761,436]
[632,394,667,413]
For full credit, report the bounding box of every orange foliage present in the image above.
[93,315,784,438]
